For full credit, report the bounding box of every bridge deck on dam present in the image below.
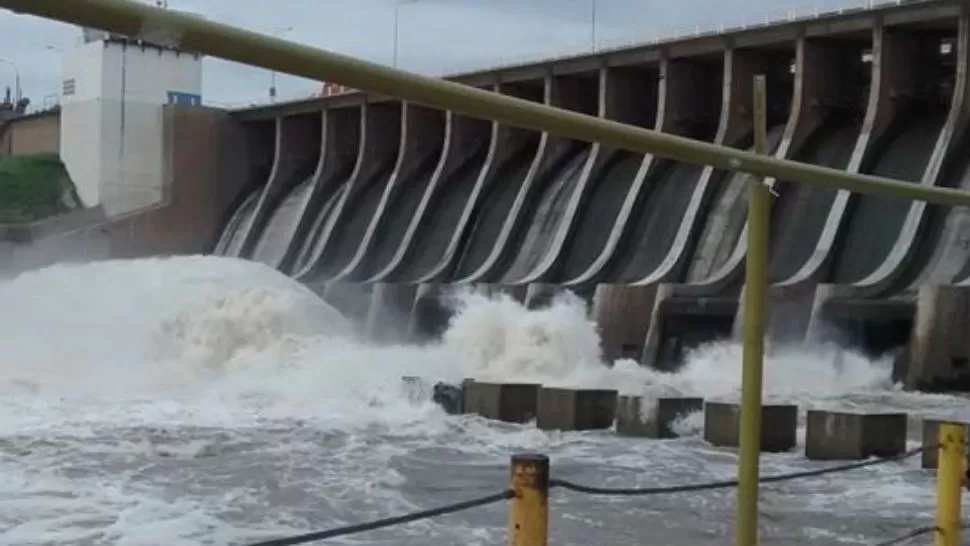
[214,0,970,391]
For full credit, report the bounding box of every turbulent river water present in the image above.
[1,255,967,546]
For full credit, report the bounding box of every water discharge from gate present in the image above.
[0,255,966,545]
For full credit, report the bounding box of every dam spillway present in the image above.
[215,1,970,391]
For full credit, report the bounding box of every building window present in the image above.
[166,91,202,106]
[62,78,76,96]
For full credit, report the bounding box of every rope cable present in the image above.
[243,489,514,546]
[550,446,927,496]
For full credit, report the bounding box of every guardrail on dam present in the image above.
[214,0,970,391]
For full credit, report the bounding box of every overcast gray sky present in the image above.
[0,0,872,108]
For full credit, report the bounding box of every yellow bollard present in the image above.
[508,454,549,546]
[935,422,965,546]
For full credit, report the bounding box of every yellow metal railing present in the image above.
[9,0,970,208]
[238,434,959,546]
[3,2,967,545]
[736,73,771,546]
[936,423,966,546]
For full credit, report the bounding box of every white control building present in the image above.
[59,22,203,216]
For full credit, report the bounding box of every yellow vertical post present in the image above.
[735,74,770,546]
[935,422,965,546]
[508,454,549,546]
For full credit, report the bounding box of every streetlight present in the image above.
[269,25,293,101]
[0,57,21,102]
[590,0,598,52]
[393,0,418,68]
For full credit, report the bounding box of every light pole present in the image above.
[393,0,418,68]
[269,25,294,101]
[590,0,598,52]
[0,57,21,102]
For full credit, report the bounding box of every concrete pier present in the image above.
[524,282,568,310]
[236,113,321,261]
[408,283,454,342]
[278,107,360,276]
[805,410,907,460]
[475,283,528,304]
[704,402,798,452]
[616,396,704,438]
[462,381,539,423]
[364,283,418,342]
[921,418,970,469]
[536,387,618,431]
[906,285,970,390]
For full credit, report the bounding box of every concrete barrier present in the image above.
[462,381,539,423]
[921,418,970,470]
[703,402,797,452]
[805,410,907,460]
[616,396,704,438]
[536,387,617,431]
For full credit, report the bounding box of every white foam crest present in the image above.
[437,288,915,411]
[0,257,459,432]
[1,255,946,433]
[443,290,605,383]
[0,257,344,391]
[646,341,897,405]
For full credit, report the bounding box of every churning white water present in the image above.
[0,256,966,545]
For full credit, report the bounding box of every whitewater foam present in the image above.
[0,255,964,545]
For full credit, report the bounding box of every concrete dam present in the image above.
[215,1,970,391]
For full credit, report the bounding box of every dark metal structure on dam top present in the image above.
[205,1,970,391]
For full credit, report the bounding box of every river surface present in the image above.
[1,256,967,546]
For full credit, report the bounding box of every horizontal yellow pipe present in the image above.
[7,0,970,208]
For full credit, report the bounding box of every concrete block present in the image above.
[703,402,797,453]
[462,381,539,424]
[805,411,907,460]
[536,387,618,431]
[921,419,970,470]
[616,396,704,438]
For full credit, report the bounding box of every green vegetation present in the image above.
[0,153,77,224]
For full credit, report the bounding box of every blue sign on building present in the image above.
[167,91,202,106]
